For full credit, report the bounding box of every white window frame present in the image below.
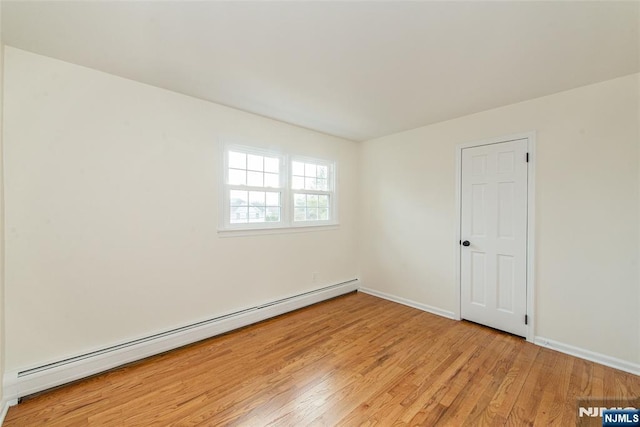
[290,155,336,227]
[220,143,337,233]
[222,144,288,230]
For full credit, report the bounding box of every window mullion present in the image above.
[291,190,331,196]
[227,184,284,192]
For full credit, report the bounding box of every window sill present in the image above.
[217,224,340,238]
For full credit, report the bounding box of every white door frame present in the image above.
[454,132,536,342]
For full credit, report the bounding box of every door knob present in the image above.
[462,240,470,247]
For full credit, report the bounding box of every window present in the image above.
[226,149,283,225]
[292,160,332,223]
[222,145,335,231]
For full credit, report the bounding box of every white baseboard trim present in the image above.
[0,398,15,425]
[534,336,640,376]
[3,279,359,401]
[358,287,456,320]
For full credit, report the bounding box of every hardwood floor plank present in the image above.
[432,334,521,425]
[533,350,573,426]
[452,336,520,426]
[4,292,640,426]
[486,340,540,420]
[560,357,598,427]
[506,347,560,426]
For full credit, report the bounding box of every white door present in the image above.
[460,139,528,337]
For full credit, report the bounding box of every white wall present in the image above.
[0,0,5,407]
[3,44,638,378]
[3,47,359,372]
[360,73,640,364]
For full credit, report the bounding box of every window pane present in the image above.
[304,177,316,190]
[292,161,304,176]
[291,193,330,222]
[305,163,316,177]
[266,207,280,222]
[230,190,248,206]
[306,208,318,220]
[230,206,248,223]
[228,169,246,186]
[294,193,306,207]
[247,154,263,172]
[292,176,304,190]
[317,165,327,179]
[248,206,265,222]
[264,173,279,188]
[264,157,279,173]
[247,171,264,187]
[294,208,306,221]
[307,194,319,207]
[266,192,280,207]
[228,151,246,169]
[249,191,265,206]
[316,178,328,191]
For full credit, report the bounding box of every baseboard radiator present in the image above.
[3,279,359,403]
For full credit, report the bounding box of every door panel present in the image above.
[471,252,486,306]
[461,139,527,337]
[496,254,514,312]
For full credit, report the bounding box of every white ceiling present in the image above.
[3,1,639,141]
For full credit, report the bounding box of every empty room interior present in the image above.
[0,1,638,425]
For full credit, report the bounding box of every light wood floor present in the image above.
[4,292,640,426]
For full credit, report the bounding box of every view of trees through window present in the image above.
[294,194,329,221]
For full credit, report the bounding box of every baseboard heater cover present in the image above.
[4,279,359,402]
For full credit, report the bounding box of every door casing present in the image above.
[454,132,536,342]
